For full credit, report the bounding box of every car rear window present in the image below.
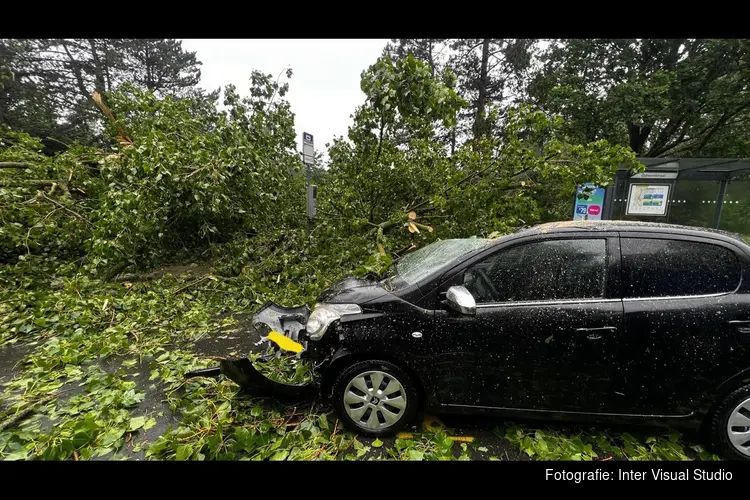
[620,238,742,298]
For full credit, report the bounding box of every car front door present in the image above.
[430,233,625,414]
[616,233,750,416]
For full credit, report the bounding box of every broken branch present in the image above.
[0,162,33,169]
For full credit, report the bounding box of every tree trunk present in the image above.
[472,38,491,141]
[428,39,434,77]
[87,39,106,95]
[61,40,89,98]
[627,123,651,155]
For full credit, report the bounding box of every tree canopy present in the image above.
[0,39,202,150]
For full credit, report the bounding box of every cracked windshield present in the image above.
[2,38,750,468]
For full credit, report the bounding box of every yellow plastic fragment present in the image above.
[449,436,474,443]
[266,331,304,353]
[395,432,474,443]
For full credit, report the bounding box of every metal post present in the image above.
[712,179,729,229]
[602,180,617,221]
[302,132,315,236]
[306,162,312,235]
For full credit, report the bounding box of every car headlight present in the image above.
[306,303,361,340]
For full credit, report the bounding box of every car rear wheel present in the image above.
[332,360,418,437]
[709,385,750,460]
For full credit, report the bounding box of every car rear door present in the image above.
[616,232,750,417]
[429,232,626,413]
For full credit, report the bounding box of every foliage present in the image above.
[530,39,750,157]
[0,38,202,149]
[387,431,473,460]
[321,54,643,264]
[249,347,313,385]
[385,39,538,143]
[88,73,303,273]
[0,128,102,264]
[501,423,721,461]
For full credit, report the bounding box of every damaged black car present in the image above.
[190,220,750,461]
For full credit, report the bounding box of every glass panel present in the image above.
[463,239,607,303]
[666,180,721,228]
[609,179,721,228]
[718,177,750,242]
[620,238,741,298]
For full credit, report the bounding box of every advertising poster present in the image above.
[626,184,670,216]
[573,183,605,221]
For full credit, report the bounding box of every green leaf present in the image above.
[175,444,193,460]
[270,450,289,461]
[372,438,383,448]
[407,449,424,461]
[128,416,146,431]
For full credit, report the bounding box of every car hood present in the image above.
[316,276,389,304]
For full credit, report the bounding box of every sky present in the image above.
[180,39,390,155]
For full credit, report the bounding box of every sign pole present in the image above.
[306,162,312,235]
[302,132,316,236]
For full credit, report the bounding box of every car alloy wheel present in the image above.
[332,360,418,437]
[726,396,750,458]
[709,385,750,460]
[343,370,408,430]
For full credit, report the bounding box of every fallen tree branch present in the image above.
[0,394,57,432]
[0,162,34,169]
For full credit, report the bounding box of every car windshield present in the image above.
[386,238,491,288]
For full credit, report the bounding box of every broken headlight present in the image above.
[306,303,361,341]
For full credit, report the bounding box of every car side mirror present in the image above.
[445,285,476,315]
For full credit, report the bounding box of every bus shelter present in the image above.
[579,158,750,239]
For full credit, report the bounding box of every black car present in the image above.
[203,220,750,461]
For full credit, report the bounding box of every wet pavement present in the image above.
[0,341,34,385]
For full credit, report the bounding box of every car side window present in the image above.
[620,237,742,298]
[462,239,607,303]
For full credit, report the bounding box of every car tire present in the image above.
[332,359,418,437]
[709,385,750,461]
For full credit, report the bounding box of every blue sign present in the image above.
[573,183,606,221]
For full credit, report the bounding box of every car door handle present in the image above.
[575,326,617,340]
[729,320,750,333]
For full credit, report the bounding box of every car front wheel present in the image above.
[709,385,750,460]
[332,359,418,437]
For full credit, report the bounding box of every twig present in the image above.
[38,193,94,229]
[193,288,233,294]
[310,444,326,460]
[284,407,297,427]
[172,276,211,295]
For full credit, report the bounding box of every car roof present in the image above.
[513,220,750,246]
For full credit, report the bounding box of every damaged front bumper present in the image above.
[185,301,325,403]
